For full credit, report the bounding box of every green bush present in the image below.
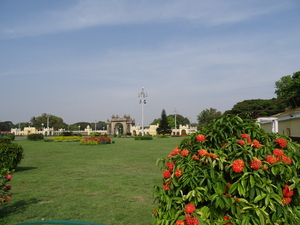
[7,133,15,141]
[43,139,54,142]
[27,133,44,141]
[135,136,153,140]
[153,115,300,224]
[90,132,101,137]
[0,143,24,170]
[50,136,82,142]
[0,137,12,144]
[60,131,74,136]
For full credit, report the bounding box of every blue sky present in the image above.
[1,0,299,126]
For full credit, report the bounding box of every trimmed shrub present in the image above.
[80,136,111,145]
[90,132,101,137]
[135,136,153,140]
[7,133,15,141]
[0,143,24,170]
[50,136,82,142]
[153,115,300,224]
[60,131,74,136]
[0,137,12,144]
[27,133,44,141]
[43,139,54,142]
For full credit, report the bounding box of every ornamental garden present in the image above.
[1,115,300,224]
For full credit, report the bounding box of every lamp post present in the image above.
[46,113,50,136]
[173,106,178,135]
[138,87,147,136]
[78,125,81,132]
[95,120,97,131]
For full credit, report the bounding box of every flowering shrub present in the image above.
[0,168,13,206]
[80,136,111,145]
[153,115,300,224]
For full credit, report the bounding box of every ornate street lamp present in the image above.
[138,87,147,136]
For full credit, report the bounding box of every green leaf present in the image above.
[253,193,267,203]
[250,175,255,188]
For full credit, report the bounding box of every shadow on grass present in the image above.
[0,198,39,219]
[15,167,38,172]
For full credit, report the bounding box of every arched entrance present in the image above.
[107,114,135,135]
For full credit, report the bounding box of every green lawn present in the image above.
[0,137,186,225]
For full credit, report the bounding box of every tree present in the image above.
[197,108,222,127]
[224,99,284,119]
[275,71,300,108]
[150,114,190,129]
[0,121,13,131]
[156,109,172,135]
[30,113,67,130]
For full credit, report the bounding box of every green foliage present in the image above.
[30,113,68,130]
[0,143,24,170]
[157,109,172,136]
[60,131,74,136]
[0,121,13,132]
[7,133,15,141]
[0,137,12,144]
[27,134,44,141]
[134,136,153,140]
[150,114,190,129]
[90,132,101,137]
[153,115,300,224]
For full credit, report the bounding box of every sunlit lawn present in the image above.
[0,137,186,225]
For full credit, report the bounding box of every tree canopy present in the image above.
[275,71,300,108]
[197,108,222,127]
[150,114,190,129]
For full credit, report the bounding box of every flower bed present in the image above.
[80,136,111,145]
[153,115,300,224]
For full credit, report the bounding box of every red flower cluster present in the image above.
[274,138,287,148]
[198,149,207,157]
[185,214,199,225]
[196,134,206,142]
[252,139,262,148]
[167,147,181,158]
[240,134,251,143]
[250,157,262,170]
[166,162,175,171]
[162,179,172,191]
[273,149,284,157]
[266,150,292,165]
[185,203,196,214]
[223,215,231,225]
[282,197,292,205]
[175,220,185,225]
[192,154,199,161]
[232,159,244,173]
[6,174,13,181]
[282,185,294,197]
[163,170,171,178]
[181,149,190,157]
[175,169,182,178]
[237,139,245,145]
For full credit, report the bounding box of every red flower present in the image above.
[207,153,218,159]
[175,169,182,178]
[282,197,292,205]
[266,155,277,164]
[282,155,292,164]
[198,149,208,157]
[232,159,244,173]
[274,138,287,148]
[185,203,196,214]
[282,185,294,197]
[163,170,171,178]
[250,157,262,170]
[166,162,175,171]
[181,149,189,156]
[196,134,206,142]
[6,174,12,181]
[185,215,199,225]
[240,134,250,139]
[175,220,185,225]
[192,154,199,161]
[237,140,245,145]
[5,196,11,202]
[163,184,170,191]
[223,215,231,225]
[5,185,11,190]
[252,139,262,148]
[273,149,284,157]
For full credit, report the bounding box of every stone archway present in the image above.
[107,114,135,135]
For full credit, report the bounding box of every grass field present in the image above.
[0,137,186,225]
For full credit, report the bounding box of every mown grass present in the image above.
[0,137,186,225]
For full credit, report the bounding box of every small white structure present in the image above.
[256,117,278,133]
